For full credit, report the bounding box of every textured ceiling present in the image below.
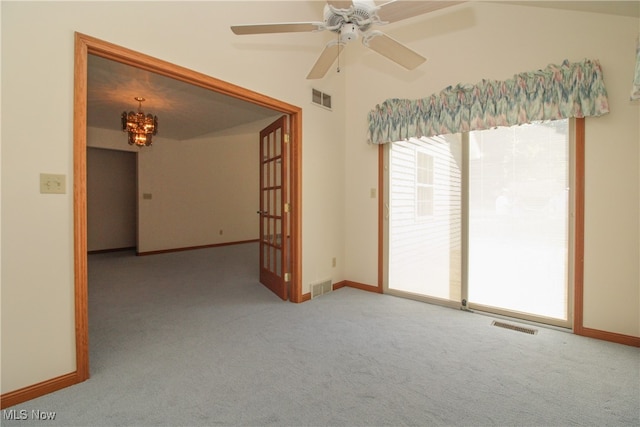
[87,54,280,141]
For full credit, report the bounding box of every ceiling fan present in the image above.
[231,0,464,79]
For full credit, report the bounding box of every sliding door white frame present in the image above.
[382,120,575,328]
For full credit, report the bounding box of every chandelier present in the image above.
[121,97,158,146]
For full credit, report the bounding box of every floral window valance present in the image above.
[367,59,610,144]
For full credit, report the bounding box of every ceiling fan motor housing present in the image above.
[324,0,375,36]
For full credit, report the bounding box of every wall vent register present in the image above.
[312,89,332,110]
[311,279,333,298]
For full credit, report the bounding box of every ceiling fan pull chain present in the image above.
[336,33,341,74]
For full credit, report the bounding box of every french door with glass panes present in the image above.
[258,116,289,301]
[384,119,572,327]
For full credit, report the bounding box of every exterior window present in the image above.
[416,150,434,217]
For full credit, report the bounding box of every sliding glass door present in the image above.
[385,120,571,326]
[386,135,462,306]
[467,120,570,322]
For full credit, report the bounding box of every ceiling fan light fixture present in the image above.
[340,23,359,43]
[122,96,158,147]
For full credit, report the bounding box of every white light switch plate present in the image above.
[40,173,66,194]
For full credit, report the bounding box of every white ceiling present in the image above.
[87,1,638,142]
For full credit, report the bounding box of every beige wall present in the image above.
[1,0,638,398]
[137,119,273,253]
[88,118,276,253]
[343,2,639,336]
[1,1,346,394]
[87,148,137,251]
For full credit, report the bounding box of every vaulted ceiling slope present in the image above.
[87,1,638,141]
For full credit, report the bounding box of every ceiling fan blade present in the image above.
[376,1,465,23]
[326,0,354,9]
[363,31,426,70]
[231,22,325,35]
[306,41,344,79]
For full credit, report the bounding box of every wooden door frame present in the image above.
[74,32,304,381]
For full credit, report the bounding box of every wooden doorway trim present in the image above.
[74,32,304,382]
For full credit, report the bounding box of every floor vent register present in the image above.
[492,320,538,335]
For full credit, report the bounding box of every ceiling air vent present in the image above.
[312,88,332,110]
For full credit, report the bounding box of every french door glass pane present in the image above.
[468,120,569,320]
[388,136,462,301]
